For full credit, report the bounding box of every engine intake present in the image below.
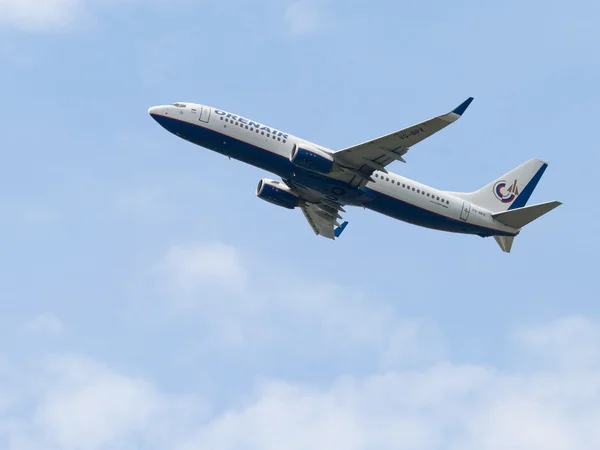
[289,144,335,174]
[256,179,300,210]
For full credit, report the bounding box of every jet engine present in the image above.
[256,179,300,209]
[289,144,335,174]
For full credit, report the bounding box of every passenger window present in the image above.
[402,184,406,188]
[417,189,420,193]
[386,177,389,181]
[261,132,264,135]
[427,193,430,197]
[220,117,223,121]
[412,187,415,191]
[436,197,440,200]
[283,140,287,143]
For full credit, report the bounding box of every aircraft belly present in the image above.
[158,116,292,175]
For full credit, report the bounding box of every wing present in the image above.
[285,180,349,240]
[332,97,474,186]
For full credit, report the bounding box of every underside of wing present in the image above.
[301,201,348,240]
[331,97,474,186]
[282,180,349,240]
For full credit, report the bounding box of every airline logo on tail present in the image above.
[493,180,519,203]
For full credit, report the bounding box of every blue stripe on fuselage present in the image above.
[152,114,361,204]
[152,114,514,237]
[362,187,514,236]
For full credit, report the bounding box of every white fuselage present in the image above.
[149,102,518,238]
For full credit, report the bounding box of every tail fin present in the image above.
[451,158,548,213]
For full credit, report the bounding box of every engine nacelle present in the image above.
[256,178,300,210]
[289,144,335,174]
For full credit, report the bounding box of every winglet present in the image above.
[452,97,474,116]
[334,221,349,238]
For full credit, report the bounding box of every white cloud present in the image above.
[2,317,600,450]
[145,244,441,360]
[162,242,249,297]
[124,250,600,449]
[462,396,583,450]
[22,313,64,336]
[0,0,147,32]
[177,360,600,450]
[34,356,160,449]
[175,316,600,450]
[284,1,325,36]
[0,0,84,31]
[0,355,202,450]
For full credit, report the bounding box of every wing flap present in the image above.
[301,203,336,239]
[279,177,350,240]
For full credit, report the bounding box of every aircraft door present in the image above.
[460,202,471,221]
[199,106,211,123]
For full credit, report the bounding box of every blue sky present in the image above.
[1,0,599,448]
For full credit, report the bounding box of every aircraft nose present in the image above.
[148,105,173,131]
[148,105,163,116]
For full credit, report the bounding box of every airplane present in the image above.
[148,98,560,253]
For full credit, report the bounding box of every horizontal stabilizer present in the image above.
[492,201,562,229]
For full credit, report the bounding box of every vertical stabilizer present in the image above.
[451,158,548,213]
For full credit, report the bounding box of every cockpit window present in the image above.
[172,103,187,108]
